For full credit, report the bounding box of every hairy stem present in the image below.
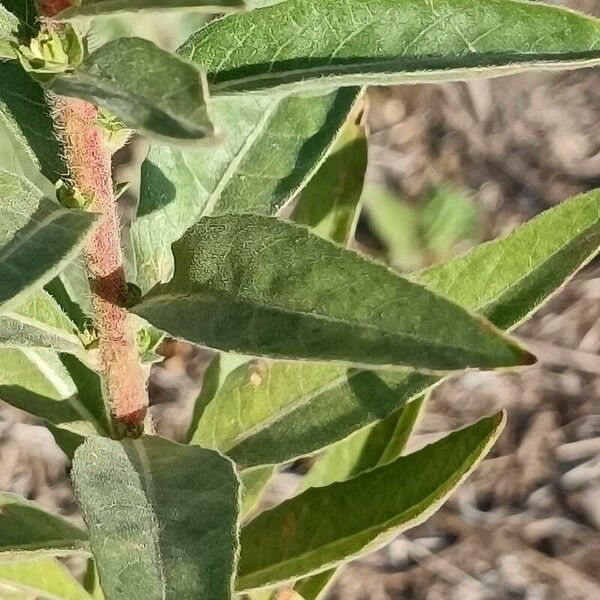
[41,4,148,429]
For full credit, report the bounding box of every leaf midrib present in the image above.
[142,291,511,366]
[416,218,600,332]
[239,431,497,587]
[211,54,600,93]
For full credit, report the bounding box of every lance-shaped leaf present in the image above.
[0,347,75,403]
[0,557,94,600]
[292,397,428,595]
[56,0,244,19]
[134,214,529,371]
[0,171,96,312]
[51,37,212,142]
[0,290,83,354]
[292,110,367,245]
[182,0,600,95]
[0,63,65,183]
[237,412,505,590]
[0,347,106,440]
[72,435,240,600]
[415,188,600,329]
[192,361,434,466]
[189,188,600,466]
[301,394,428,491]
[0,492,88,557]
[130,88,359,292]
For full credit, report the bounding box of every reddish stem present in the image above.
[52,98,148,427]
[41,1,149,428]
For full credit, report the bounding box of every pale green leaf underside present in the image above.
[193,361,434,466]
[0,492,88,558]
[292,112,367,245]
[135,214,529,372]
[72,435,240,600]
[0,291,82,354]
[240,465,275,518]
[0,171,96,313]
[0,558,94,600]
[190,189,600,466]
[56,0,244,19]
[0,6,18,59]
[301,394,428,491]
[182,0,600,94]
[0,347,104,438]
[237,413,505,590]
[131,88,359,292]
[51,38,212,142]
[0,347,75,400]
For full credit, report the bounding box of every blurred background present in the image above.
[1,1,599,598]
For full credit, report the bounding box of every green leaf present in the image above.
[55,0,244,19]
[294,569,336,600]
[0,290,82,353]
[0,348,104,438]
[237,412,505,590]
[292,109,367,245]
[182,0,600,95]
[364,187,423,270]
[72,435,240,600]
[190,189,600,466]
[0,6,18,59]
[0,557,94,600]
[0,170,96,312]
[0,492,88,557]
[130,88,359,292]
[240,465,274,519]
[134,214,529,371]
[192,360,434,466]
[301,395,428,490]
[0,63,65,183]
[416,188,600,330]
[0,1,37,30]
[60,353,110,434]
[51,37,213,143]
[0,347,75,401]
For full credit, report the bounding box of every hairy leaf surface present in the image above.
[0,291,82,353]
[189,189,600,466]
[131,88,359,292]
[72,435,240,600]
[0,63,65,182]
[56,0,244,19]
[0,171,96,312]
[0,492,88,557]
[135,214,529,371]
[182,0,600,94]
[237,413,505,589]
[52,37,212,142]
